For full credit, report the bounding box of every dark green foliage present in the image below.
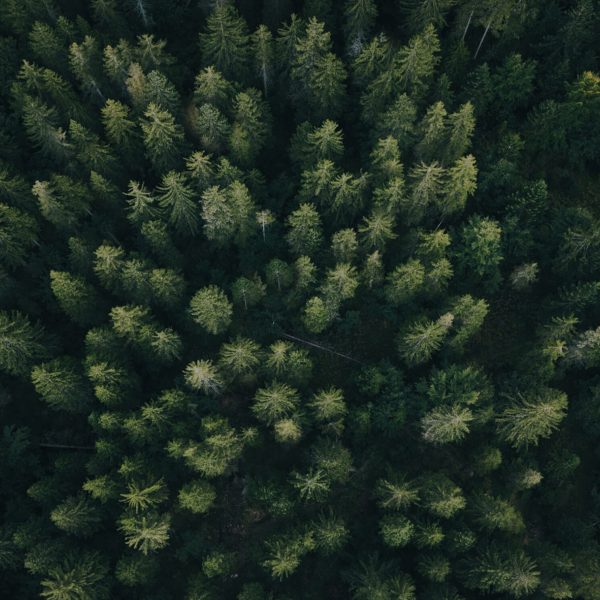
[0,2,599,599]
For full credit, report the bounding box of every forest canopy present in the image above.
[1,0,600,598]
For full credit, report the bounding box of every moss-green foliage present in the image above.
[1,1,600,598]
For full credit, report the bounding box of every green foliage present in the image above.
[0,311,47,376]
[50,271,101,326]
[178,480,216,514]
[199,4,250,81]
[140,103,184,172]
[32,357,92,413]
[189,285,233,335]
[0,4,598,599]
[119,512,171,555]
[41,552,109,600]
[50,495,102,537]
[0,203,38,268]
[496,388,568,449]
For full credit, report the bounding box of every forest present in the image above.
[1,0,600,598]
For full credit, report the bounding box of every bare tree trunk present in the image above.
[136,0,149,27]
[40,443,95,451]
[279,331,366,365]
[462,10,474,42]
[474,20,492,59]
[262,65,269,98]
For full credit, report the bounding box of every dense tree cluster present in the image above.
[1,0,600,598]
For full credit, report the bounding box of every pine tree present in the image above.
[0,311,47,376]
[69,36,105,102]
[399,313,454,366]
[140,103,184,172]
[443,154,477,215]
[362,251,384,288]
[183,359,223,395]
[266,258,294,291]
[416,101,447,163]
[394,24,440,101]
[331,228,358,263]
[121,480,167,514]
[193,66,233,109]
[253,382,300,425]
[199,3,250,81]
[41,552,109,600]
[344,0,377,54]
[380,514,414,548]
[93,244,125,292]
[229,89,270,166]
[142,70,180,114]
[114,554,158,588]
[309,388,346,432]
[421,474,465,519]
[291,17,347,120]
[28,21,68,73]
[178,480,216,514]
[407,162,445,224]
[470,492,524,534]
[32,176,89,230]
[401,0,456,33]
[0,204,38,269]
[446,294,488,352]
[421,405,474,444]
[101,99,138,152]
[21,95,71,161]
[119,512,171,555]
[252,25,274,97]
[232,275,266,310]
[50,495,101,537]
[31,356,92,413]
[385,259,426,305]
[286,203,323,256]
[218,337,261,379]
[302,296,336,333]
[189,285,233,335]
[200,185,235,245]
[463,544,540,597]
[195,103,230,153]
[456,215,503,291]
[359,209,397,251]
[157,171,199,235]
[69,120,116,176]
[496,388,568,448]
[444,102,475,164]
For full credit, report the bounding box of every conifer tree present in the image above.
[157,171,199,235]
[140,103,184,172]
[291,17,347,120]
[399,313,453,366]
[0,204,38,269]
[101,99,138,151]
[189,285,233,335]
[0,311,47,376]
[22,95,71,161]
[199,3,250,81]
[184,359,223,395]
[456,215,503,291]
[50,495,101,537]
[344,0,378,54]
[41,553,109,600]
[31,357,92,413]
[118,512,171,555]
[286,203,323,256]
[252,25,274,97]
[496,388,568,448]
